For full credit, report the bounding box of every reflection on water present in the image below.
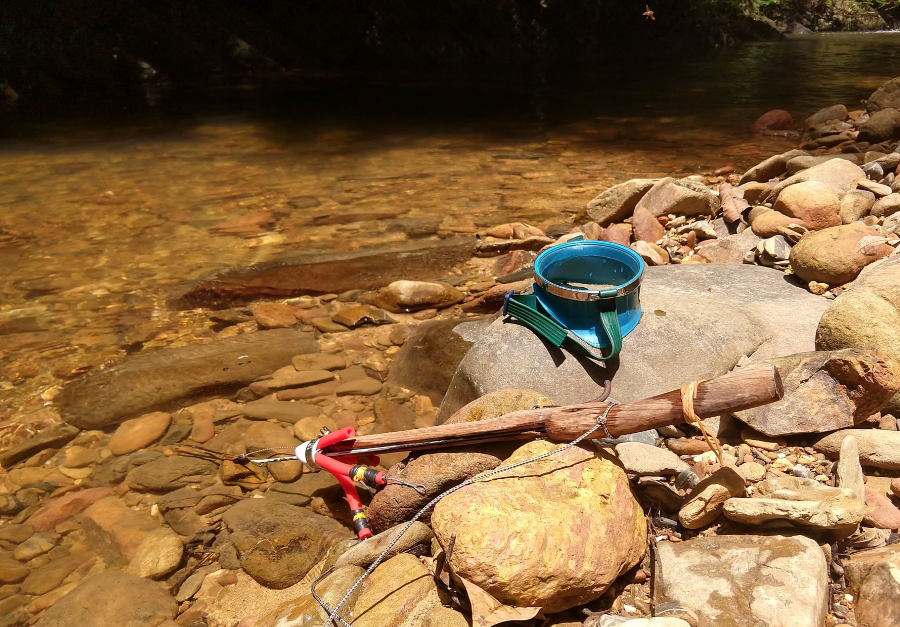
[2,32,900,426]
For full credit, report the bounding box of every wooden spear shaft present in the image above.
[325,363,782,456]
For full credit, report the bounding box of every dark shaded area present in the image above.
[0,0,777,123]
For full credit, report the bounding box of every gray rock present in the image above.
[615,442,689,476]
[635,178,720,218]
[437,264,829,421]
[695,229,761,264]
[855,179,893,197]
[125,455,218,493]
[804,104,849,129]
[840,189,876,224]
[386,318,489,407]
[869,77,900,112]
[586,179,657,225]
[723,475,863,533]
[858,108,900,144]
[57,329,319,429]
[653,535,828,627]
[770,158,867,200]
[871,193,900,218]
[739,150,810,185]
[884,212,900,236]
[814,429,900,470]
[731,349,900,437]
[837,435,865,502]
[760,235,791,261]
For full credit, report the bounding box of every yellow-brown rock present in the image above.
[789,223,893,285]
[774,180,841,231]
[352,554,442,627]
[431,440,647,613]
[750,209,807,238]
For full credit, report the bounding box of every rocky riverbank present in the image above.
[3,78,900,627]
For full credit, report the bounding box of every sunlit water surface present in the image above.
[3,32,900,427]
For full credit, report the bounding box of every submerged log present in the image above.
[325,363,782,456]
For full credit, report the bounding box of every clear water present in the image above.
[3,32,900,430]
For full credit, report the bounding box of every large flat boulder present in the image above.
[437,264,829,421]
[56,328,318,429]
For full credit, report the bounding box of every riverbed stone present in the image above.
[805,104,849,129]
[750,109,794,133]
[125,455,218,492]
[632,205,665,242]
[722,475,863,534]
[245,422,301,482]
[252,302,297,329]
[750,208,806,238]
[789,223,893,285]
[844,546,900,627]
[125,529,184,579]
[770,158,867,199]
[616,442,689,476]
[335,521,432,569]
[109,411,171,455]
[82,496,181,567]
[222,497,353,588]
[34,571,177,627]
[837,435,865,502]
[240,395,320,423]
[21,554,87,596]
[815,429,900,469]
[26,487,113,532]
[871,192,900,217]
[586,179,657,225]
[432,440,647,613]
[739,150,808,185]
[774,180,841,231]
[732,349,900,436]
[858,107,900,143]
[634,178,720,218]
[351,554,442,627]
[816,255,900,414]
[437,264,829,420]
[372,280,463,313]
[653,535,828,627]
[840,189,876,224]
[57,328,319,429]
[695,229,761,264]
[863,488,900,529]
[678,467,745,529]
[0,555,28,584]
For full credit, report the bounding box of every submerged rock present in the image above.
[223,498,353,589]
[34,571,177,627]
[56,328,319,429]
[432,440,647,613]
[372,280,464,313]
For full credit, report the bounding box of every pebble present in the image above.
[334,379,383,396]
[615,442,690,476]
[108,411,172,456]
[737,461,766,482]
[13,534,55,562]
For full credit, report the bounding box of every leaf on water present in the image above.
[454,575,543,627]
[719,183,749,223]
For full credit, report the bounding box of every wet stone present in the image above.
[240,395,320,423]
[125,455,219,493]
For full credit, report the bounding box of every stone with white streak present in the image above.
[653,535,828,627]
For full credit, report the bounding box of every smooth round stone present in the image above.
[294,416,340,441]
[13,534,55,562]
[335,379,383,396]
[738,461,767,482]
[109,412,172,456]
[63,446,100,469]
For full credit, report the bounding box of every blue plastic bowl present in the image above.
[533,240,644,349]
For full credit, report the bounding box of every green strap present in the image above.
[504,292,623,361]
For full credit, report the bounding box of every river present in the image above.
[2,32,900,431]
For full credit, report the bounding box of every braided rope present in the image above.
[680,380,724,466]
[314,400,620,627]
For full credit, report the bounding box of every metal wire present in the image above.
[314,400,620,626]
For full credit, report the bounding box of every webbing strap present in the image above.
[504,293,567,347]
[503,292,622,361]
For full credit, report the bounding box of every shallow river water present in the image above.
[2,32,900,431]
